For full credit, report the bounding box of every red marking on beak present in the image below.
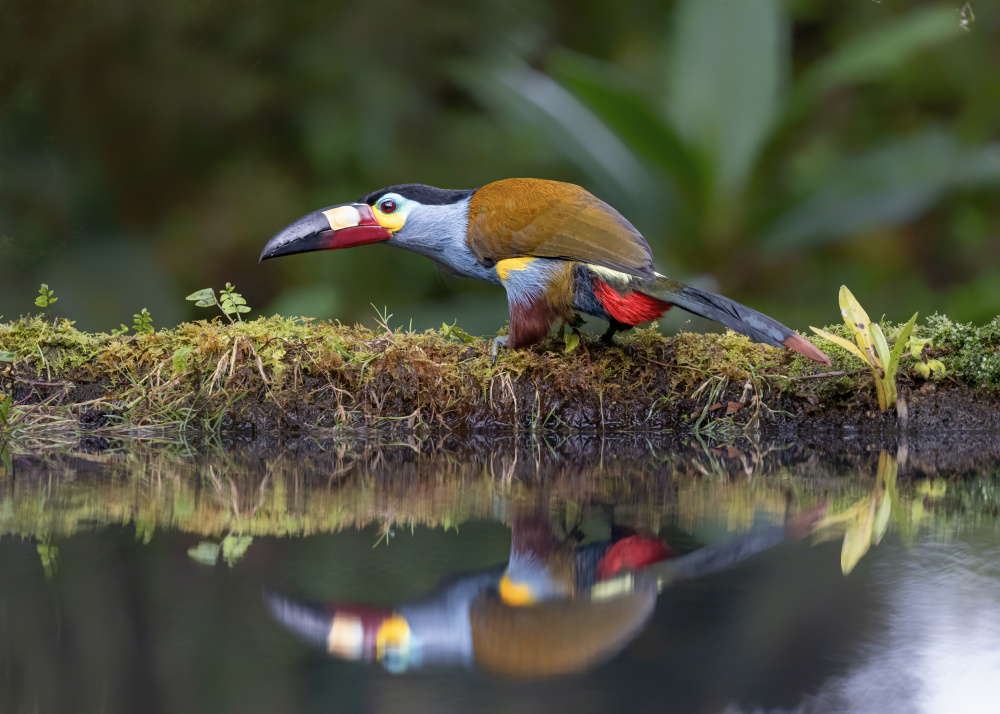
[260,203,391,262]
[320,204,392,250]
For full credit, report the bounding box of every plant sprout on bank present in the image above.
[34,284,57,321]
[186,283,251,323]
[810,286,916,411]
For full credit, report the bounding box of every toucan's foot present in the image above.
[491,336,507,366]
[601,318,630,346]
[601,322,637,358]
[573,327,592,366]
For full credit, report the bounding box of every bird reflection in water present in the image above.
[267,505,824,678]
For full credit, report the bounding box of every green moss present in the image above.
[0,311,997,435]
[926,314,1000,389]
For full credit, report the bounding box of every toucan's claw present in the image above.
[491,336,507,367]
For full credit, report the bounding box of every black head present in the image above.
[360,184,476,207]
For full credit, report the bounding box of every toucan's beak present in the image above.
[259,203,392,262]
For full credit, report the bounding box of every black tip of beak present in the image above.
[259,209,335,263]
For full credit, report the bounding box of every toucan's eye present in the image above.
[379,199,397,214]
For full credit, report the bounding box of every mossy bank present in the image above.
[1,313,999,438]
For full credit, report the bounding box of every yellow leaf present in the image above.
[917,479,947,499]
[908,337,932,360]
[927,359,946,376]
[816,501,866,530]
[839,286,882,370]
[810,327,873,367]
[842,498,877,575]
[873,490,891,545]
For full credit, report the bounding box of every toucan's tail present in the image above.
[641,276,831,366]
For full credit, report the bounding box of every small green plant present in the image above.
[564,332,580,353]
[187,283,251,323]
[439,321,476,344]
[132,308,154,334]
[371,304,393,334]
[908,336,947,379]
[37,535,59,580]
[34,283,58,320]
[187,534,253,567]
[811,286,917,411]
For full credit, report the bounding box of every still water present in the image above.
[1,434,999,713]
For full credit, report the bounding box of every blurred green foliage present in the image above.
[1,0,998,335]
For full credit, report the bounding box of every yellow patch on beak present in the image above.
[499,574,535,606]
[375,615,412,660]
[323,205,363,231]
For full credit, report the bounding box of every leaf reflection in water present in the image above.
[816,450,948,574]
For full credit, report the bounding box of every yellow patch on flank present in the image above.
[496,257,537,281]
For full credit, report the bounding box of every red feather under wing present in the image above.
[593,279,671,326]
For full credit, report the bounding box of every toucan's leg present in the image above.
[491,336,507,366]
[601,318,631,345]
[571,325,592,365]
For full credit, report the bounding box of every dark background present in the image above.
[1,0,997,335]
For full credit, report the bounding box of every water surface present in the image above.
[1,434,998,713]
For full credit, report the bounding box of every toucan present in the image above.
[260,179,831,365]
[265,511,675,677]
[265,505,827,677]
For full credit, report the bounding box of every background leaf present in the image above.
[762,132,1000,255]
[666,0,785,199]
[789,7,960,116]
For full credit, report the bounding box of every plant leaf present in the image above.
[839,286,881,370]
[809,327,872,366]
[221,535,253,567]
[186,288,217,307]
[667,0,785,197]
[480,60,654,205]
[565,332,580,354]
[841,497,875,575]
[550,50,702,203]
[873,490,892,545]
[0,352,15,362]
[762,132,1000,255]
[187,541,220,566]
[907,336,932,360]
[869,323,891,376]
[887,312,919,378]
[791,7,959,112]
[172,346,193,375]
